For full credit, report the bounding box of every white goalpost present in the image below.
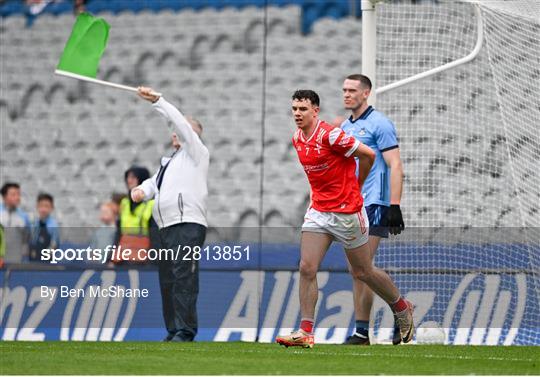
[361,0,540,345]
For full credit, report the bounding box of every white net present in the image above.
[371,0,539,345]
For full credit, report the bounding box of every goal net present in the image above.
[370,0,539,345]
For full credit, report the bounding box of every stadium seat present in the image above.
[1,14,26,28]
[0,0,26,17]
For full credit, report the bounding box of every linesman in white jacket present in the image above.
[132,87,209,342]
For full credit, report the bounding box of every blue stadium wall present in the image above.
[1,243,538,345]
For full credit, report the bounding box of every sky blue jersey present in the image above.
[341,106,398,206]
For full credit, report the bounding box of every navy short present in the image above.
[365,204,389,238]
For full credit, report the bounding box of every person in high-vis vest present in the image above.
[116,166,158,263]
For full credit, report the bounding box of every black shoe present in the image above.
[170,334,194,342]
[163,333,174,342]
[343,333,370,345]
[392,316,402,345]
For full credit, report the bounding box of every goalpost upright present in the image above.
[361,0,378,105]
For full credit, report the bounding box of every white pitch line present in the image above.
[161,346,534,363]
[289,350,534,363]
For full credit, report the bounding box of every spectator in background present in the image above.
[29,193,60,261]
[0,183,31,263]
[25,0,53,25]
[114,166,157,263]
[23,0,85,25]
[89,201,117,255]
[111,192,126,210]
[25,0,52,14]
[74,0,85,14]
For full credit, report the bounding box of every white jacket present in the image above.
[138,97,209,228]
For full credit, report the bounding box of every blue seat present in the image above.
[269,0,301,6]
[85,0,110,14]
[202,0,220,9]
[236,0,264,7]
[0,0,26,17]
[301,0,350,33]
[159,0,184,11]
[112,1,132,13]
[323,1,349,19]
[46,1,72,15]
[301,2,320,33]
[146,0,164,12]
[136,0,153,12]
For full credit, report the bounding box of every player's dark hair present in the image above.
[1,182,20,197]
[346,74,372,90]
[292,90,320,107]
[37,192,54,205]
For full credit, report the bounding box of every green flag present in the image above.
[57,12,110,78]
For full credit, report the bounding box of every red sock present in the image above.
[391,297,408,313]
[300,318,314,334]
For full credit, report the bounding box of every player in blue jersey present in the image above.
[340,74,406,345]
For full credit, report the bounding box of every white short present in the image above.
[302,207,369,249]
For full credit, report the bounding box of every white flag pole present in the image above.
[55,69,162,96]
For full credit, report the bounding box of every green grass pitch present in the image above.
[1,342,538,375]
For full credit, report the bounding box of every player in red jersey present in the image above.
[276,90,414,349]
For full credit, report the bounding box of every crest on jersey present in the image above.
[339,135,353,147]
[359,128,366,136]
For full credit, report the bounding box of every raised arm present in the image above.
[137,87,204,163]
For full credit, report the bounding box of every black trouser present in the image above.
[157,222,206,341]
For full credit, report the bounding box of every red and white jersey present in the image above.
[292,120,363,213]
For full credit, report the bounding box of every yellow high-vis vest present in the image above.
[119,198,154,236]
